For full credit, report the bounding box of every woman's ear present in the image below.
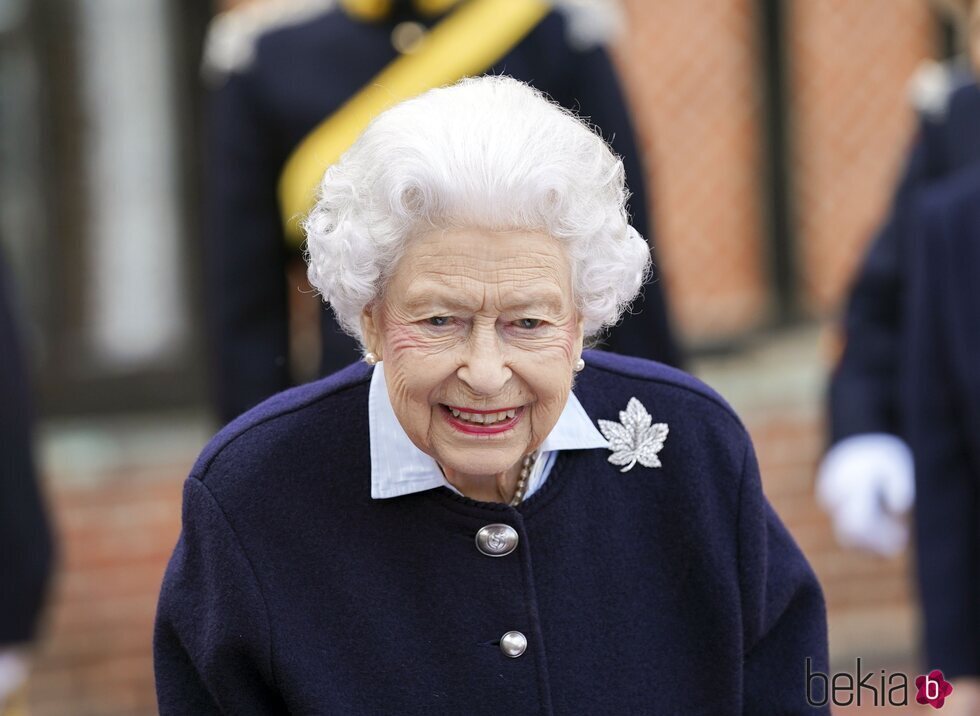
[360,303,382,356]
[574,315,585,357]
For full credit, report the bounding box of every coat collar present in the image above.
[368,362,608,499]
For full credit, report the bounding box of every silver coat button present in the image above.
[475,524,519,557]
[499,631,527,658]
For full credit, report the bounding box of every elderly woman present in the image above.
[154,76,828,713]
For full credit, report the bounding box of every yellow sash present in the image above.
[277,0,550,246]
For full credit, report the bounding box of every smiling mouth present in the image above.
[440,404,526,433]
[443,405,520,425]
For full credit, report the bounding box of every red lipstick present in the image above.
[441,405,525,435]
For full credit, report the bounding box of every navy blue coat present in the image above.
[829,79,980,443]
[154,350,828,714]
[902,165,980,679]
[204,3,682,424]
[0,253,54,645]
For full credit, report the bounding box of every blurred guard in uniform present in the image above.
[202,0,683,424]
[818,0,980,706]
[0,252,54,715]
[903,163,980,712]
[818,0,980,556]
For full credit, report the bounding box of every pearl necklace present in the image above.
[508,452,538,506]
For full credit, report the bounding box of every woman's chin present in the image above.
[443,454,523,480]
[432,442,527,483]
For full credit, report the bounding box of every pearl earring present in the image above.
[364,352,379,366]
[574,358,585,372]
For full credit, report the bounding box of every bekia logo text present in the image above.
[806,658,953,708]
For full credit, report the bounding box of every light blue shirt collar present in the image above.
[368,362,609,499]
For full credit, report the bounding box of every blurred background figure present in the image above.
[818,0,980,705]
[819,0,980,558]
[201,0,683,425]
[0,250,54,715]
[903,164,980,713]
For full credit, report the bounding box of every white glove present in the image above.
[0,649,28,708]
[816,433,915,557]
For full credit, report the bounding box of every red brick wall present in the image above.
[616,0,769,342]
[788,0,934,316]
[616,0,936,340]
[28,467,185,716]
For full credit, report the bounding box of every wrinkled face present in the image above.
[361,228,584,479]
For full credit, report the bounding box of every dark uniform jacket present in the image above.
[205,2,682,424]
[829,79,980,443]
[154,350,828,714]
[0,254,54,645]
[902,165,980,679]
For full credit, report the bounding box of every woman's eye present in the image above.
[514,318,543,330]
[427,316,451,327]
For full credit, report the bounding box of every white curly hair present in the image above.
[303,75,651,345]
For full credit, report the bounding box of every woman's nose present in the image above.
[457,328,511,396]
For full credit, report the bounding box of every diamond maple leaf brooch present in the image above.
[597,397,669,472]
